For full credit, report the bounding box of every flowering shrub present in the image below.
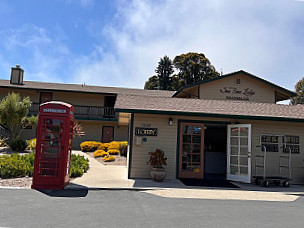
[93,150,108,157]
[26,138,36,151]
[103,155,115,162]
[80,141,102,152]
[119,141,128,157]
[108,149,120,155]
[108,141,120,150]
[98,143,110,150]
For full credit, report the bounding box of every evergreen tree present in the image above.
[155,55,174,90]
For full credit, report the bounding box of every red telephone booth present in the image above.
[32,101,74,190]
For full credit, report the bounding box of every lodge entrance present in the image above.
[178,122,228,180]
[178,122,204,179]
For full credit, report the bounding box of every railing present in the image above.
[29,103,117,120]
[0,124,10,138]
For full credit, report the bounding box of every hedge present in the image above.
[0,153,89,179]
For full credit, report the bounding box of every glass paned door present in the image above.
[179,122,204,179]
[227,124,251,183]
[38,118,64,177]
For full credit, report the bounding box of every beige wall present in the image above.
[0,88,107,106]
[130,113,304,184]
[199,73,276,103]
[0,88,40,102]
[52,91,105,106]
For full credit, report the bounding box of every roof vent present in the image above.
[10,65,24,85]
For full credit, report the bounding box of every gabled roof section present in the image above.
[115,94,304,122]
[0,79,175,97]
[173,70,297,100]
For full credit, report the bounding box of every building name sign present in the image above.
[135,127,158,136]
[220,87,255,101]
[43,108,67,113]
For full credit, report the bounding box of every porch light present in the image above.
[168,118,173,125]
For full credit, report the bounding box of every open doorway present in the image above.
[204,124,227,180]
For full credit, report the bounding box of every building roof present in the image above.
[0,79,175,97]
[115,94,304,122]
[173,70,297,100]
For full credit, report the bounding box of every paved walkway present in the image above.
[69,151,304,202]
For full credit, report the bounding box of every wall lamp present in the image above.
[168,118,173,125]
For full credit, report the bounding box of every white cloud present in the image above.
[0,24,71,83]
[72,0,304,90]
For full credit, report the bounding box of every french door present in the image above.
[227,124,251,183]
[178,122,204,179]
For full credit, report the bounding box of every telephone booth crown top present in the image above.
[39,101,74,119]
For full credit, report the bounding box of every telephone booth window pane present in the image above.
[38,118,64,177]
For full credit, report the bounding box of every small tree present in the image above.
[0,93,38,142]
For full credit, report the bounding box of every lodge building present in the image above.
[1,66,304,184]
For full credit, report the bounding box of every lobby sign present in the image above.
[135,127,158,136]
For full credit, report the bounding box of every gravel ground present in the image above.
[0,177,32,188]
[87,152,127,166]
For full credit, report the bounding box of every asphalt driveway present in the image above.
[0,188,304,228]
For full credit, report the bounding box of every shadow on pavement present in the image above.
[36,183,89,198]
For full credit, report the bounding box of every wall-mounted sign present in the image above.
[220,87,255,101]
[135,127,157,136]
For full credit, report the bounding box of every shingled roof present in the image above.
[0,79,175,97]
[115,95,304,122]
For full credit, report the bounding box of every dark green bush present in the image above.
[9,138,28,152]
[0,153,89,179]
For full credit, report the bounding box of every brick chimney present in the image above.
[10,65,24,85]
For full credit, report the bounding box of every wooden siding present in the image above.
[199,73,276,103]
[0,88,105,107]
[130,113,304,183]
[53,91,104,106]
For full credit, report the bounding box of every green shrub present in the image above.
[0,153,34,178]
[0,152,89,179]
[9,138,28,152]
[70,154,89,177]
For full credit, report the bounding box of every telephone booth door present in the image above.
[32,101,74,190]
[39,117,65,182]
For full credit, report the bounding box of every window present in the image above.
[260,134,279,152]
[260,134,300,154]
[235,78,241,85]
[283,136,300,154]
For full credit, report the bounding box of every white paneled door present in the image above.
[227,124,251,183]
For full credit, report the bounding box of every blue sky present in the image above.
[0,0,304,92]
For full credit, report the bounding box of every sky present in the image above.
[0,0,303,92]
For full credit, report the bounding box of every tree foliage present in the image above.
[173,52,219,86]
[290,77,304,105]
[0,93,38,141]
[144,52,219,91]
[155,55,174,90]
[144,75,159,90]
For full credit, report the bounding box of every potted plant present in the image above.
[147,148,167,182]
